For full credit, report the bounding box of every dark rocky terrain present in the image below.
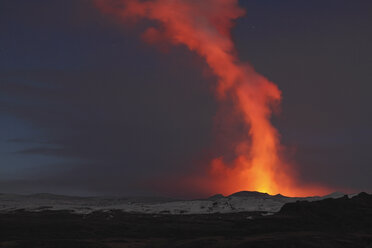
[1,193,372,248]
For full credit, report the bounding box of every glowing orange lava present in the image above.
[96,0,331,197]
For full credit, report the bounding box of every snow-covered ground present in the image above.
[0,191,346,214]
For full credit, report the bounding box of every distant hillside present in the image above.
[0,191,347,214]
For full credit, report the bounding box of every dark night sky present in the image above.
[1,0,372,196]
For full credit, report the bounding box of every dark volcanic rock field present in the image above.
[1,193,372,248]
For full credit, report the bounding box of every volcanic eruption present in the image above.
[96,0,330,197]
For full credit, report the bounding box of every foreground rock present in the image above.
[0,192,371,248]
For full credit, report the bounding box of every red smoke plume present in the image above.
[96,0,330,197]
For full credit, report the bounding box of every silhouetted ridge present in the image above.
[278,192,372,229]
[228,191,270,198]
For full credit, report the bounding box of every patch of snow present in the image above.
[0,191,348,215]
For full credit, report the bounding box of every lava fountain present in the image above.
[95,0,330,197]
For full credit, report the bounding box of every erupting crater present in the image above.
[96,0,331,197]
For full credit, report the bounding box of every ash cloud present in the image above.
[1,0,372,196]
